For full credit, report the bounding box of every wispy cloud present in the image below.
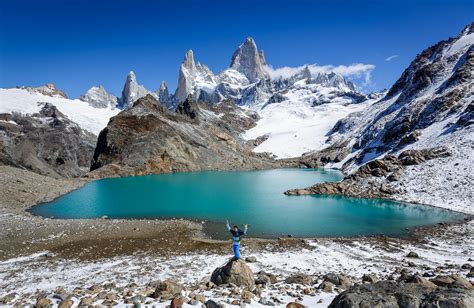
[385,54,399,62]
[264,63,376,85]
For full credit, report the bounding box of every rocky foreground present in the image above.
[0,208,473,307]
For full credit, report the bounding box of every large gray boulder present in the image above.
[210,259,255,289]
[328,280,474,308]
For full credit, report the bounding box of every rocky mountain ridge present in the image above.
[79,85,118,109]
[77,36,364,113]
[0,103,96,178]
[17,83,68,99]
[89,95,278,178]
[287,23,474,213]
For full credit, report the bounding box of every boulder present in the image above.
[324,273,352,289]
[421,288,474,307]
[318,281,335,293]
[205,299,223,308]
[245,256,257,263]
[170,297,184,308]
[210,259,255,289]
[468,268,474,278]
[36,297,52,308]
[153,280,184,299]
[328,280,474,308]
[78,297,94,307]
[405,274,438,288]
[256,271,278,285]
[193,294,206,303]
[362,273,378,283]
[285,274,313,285]
[286,302,306,308]
[431,274,474,289]
[241,289,254,301]
[406,251,420,258]
[58,298,74,308]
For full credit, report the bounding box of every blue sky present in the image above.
[0,0,472,98]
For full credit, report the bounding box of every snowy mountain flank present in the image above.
[286,23,474,214]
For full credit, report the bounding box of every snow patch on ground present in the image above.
[392,122,474,215]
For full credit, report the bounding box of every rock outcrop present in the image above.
[156,81,171,107]
[285,147,449,197]
[230,37,269,82]
[89,95,277,178]
[174,50,197,104]
[153,280,184,300]
[173,50,218,105]
[17,83,68,98]
[210,259,255,289]
[329,275,474,308]
[79,85,118,109]
[118,71,149,109]
[0,103,96,178]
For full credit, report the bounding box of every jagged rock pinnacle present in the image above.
[230,37,269,82]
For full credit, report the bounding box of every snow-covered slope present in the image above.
[296,23,474,213]
[327,22,473,171]
[0,88,119,135]
[244,88,375,158]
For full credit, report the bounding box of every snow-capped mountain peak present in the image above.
[17,83,68,99]
[79,85,118,109]
[156,80,171,107]
[174,50,219,104]
[230,37,269,82]
[118,71,149,109]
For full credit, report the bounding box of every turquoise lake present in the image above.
[30,168,466,238]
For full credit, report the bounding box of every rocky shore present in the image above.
[0,163,473,307]
[1,219,473,306]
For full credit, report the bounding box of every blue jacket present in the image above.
[226,222,247,244]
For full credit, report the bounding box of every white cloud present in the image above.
[264,63,375,85]
[385,54,399,61]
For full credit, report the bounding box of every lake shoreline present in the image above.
[1,165,472,261]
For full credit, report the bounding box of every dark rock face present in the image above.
[329,278,474,308]
[175,98,198,119]
[285,147,448,197]
[0,103,96,178]
[210,260,255,289]
[89,95,277,178]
